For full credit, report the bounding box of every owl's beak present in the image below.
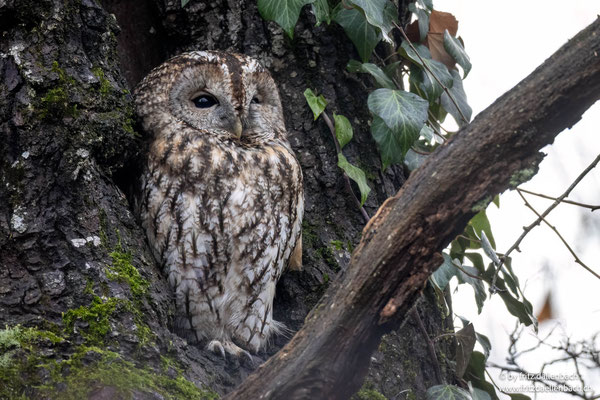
[233,117,243,139]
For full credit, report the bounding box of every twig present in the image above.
[450,259,483,280]
[491,153,600,292]
[410,147,431,156]
[393,21,469,124]
[519,188,600,211]
[410,308,444,384]
[517,189,600,280]
[321,111,371,224]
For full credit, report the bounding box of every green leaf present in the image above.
[337,153,371,205]
[419,124,436,142]
[475,332,491,359]
[496,279,536,327]
[417,0,433,10]
[383,60,402,77]
[408,3,429,42]
[444,30,472,78]
[368,88,428,133]
[303,88,327,120]
[348,0,398,43]
[334,113,353,149]
[403,148,428,171]
[465,352,500,400]
[469,210,495,249]
[464,252,485,274]
[457,264,486,313]
[333,5,381,62]
[402,43,453,102]
[426,385,471,400]
[347,60,396,89]
[311,0,330,26]
[257,0,314,38]
[181,0,190,7]
[456,323,476,378]
[508,395,532,400]
[431,253,457,290]
[471,386,492,400]
[441,69,472,126]
[399,40,432,65]
[502,257,521,296]
[492,194,500,208]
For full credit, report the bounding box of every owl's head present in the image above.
[134,51,286,145]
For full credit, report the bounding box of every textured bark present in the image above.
[225,17,600,400]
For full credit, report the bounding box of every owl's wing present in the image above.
[288,233,302,271]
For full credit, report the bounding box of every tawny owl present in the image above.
[135,51,303,358]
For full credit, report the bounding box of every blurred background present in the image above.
[434,1,600,398]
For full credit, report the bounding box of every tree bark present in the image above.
[225,17,600,400]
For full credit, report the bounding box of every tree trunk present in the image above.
[1,0,455,399]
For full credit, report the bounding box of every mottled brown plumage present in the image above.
[135,51,303,357]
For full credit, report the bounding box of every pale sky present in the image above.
[434,1,600,398]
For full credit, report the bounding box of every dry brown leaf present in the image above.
[404,10,460,70]
[536,292,554,323]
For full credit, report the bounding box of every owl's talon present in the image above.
[207,339,252,362]
[207,340,226,359]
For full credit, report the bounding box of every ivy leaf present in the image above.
[444,30,472,77]
[431,252,457,291]
[494,276,536,328]
[181,0,190,7]
[404,148,428,171]
[311,0,330,26]
[441,69,472,126]
[509,395,532,400]
[348,0,398,43]
[476,331,491,359]
[337,153,371,205]
[257,0,314,38]
[333,5,381,62]
[502,257,521,297]
[368,89,428,167]
[456,323,476,378]
[469,210,495,249]
[471,386,492,400]
[402,42,453,102]
[347,60,396,89]
[457,264,486,313]
[334,113,353,149]
[426,385,471,400]
[465,252,485,274]
[408,2,429,42]
[480,231,500,265]
[465,351,500,400]
[368,88,429,134]
[303,88,327,120]
[417,0,433,11]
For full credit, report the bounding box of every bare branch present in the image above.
[517,189,600,280]
[491,153,600,291]
[518,187,600,211]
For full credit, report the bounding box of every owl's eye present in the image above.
[192,94,218,108]
[251,96,260,104]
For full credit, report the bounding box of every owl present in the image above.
[134,51,303,358]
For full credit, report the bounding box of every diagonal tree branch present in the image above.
[226,18,600,400]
